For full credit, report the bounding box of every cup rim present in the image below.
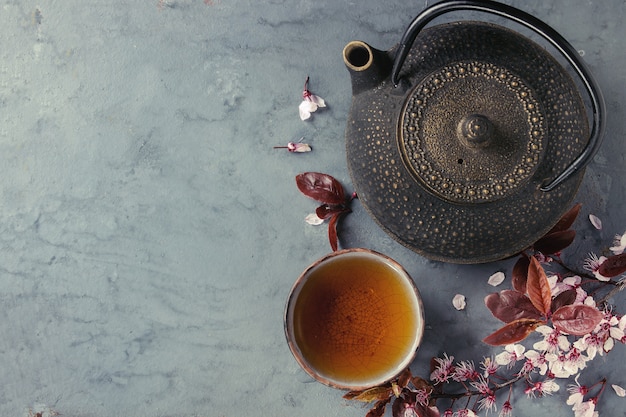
[284,248,425,391]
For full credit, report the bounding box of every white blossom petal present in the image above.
[535,325,554,335]
[589,214,602,230]
[309,94,326,108]
[547,274,559,289]
[612,384,626,397]
[290,142,312,152]
[610,326,624,341]
[304,213,324,225]
[604,337,615,352]
[453,294,466,310]
[299,101,312,120]
[488,271,505,286]
[610,232,626,255]
[542,379,560,394]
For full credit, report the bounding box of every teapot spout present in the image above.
[343,41,393,95]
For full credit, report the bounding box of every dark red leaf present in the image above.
[429,357,438,375]
[552,304,604,336]
[316,204,343,220]
[533,229,576,255]
[392,396,440,417]
[512,255,530,293]
[344,386,393,402]
[397,368,412,389]
[546,203,582,235]
[366,398,391,417]
[484,290,542,323]
[598,253,626,278]
[296,172,345,205]
[482,318,545,346]
[526,257,552,315]
[411,375,432,392]
[551,289,577,312]
[423,405,441,417]
[328,212,341,251]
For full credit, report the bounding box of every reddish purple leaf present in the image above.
[546,203,582,234]
[483,318,545,346]
[526,257,552,316]
[485,290,543,323]
[551,289,577,312]
[397,368,412,389]
[533,229,576,255]
[328,212,341,252]
[598,253,626,278]
[512,255,530,293]
[316,204,349,220]
[296,172,345,205]
[366,398,391,417]
[316,204,332,220]
[391,396,440,417]
[552,304,604,336]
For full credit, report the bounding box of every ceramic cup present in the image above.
[284,248,425,390]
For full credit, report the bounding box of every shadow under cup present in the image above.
[284,249,425,390]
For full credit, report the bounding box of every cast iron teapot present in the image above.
[343,0,605,264]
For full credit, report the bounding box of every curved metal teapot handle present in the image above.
[391,0,605,192]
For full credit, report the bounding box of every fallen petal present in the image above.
[589,214,602,230]
[488,271,505,286]
[305,213,324,225]
[309,94,326,108]
[299,103,311,120]
[299,100,319,120]
[453,294,466,310]
[289,142,312,152]
[612,384,626,397]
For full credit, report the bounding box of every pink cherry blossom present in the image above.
[524,379,559,397]
[583,253,610,281]
[547,347,588,378]
[574,312,624,359]
[299,76,326,120]
[431,353,455,384]
[470,375,493,396]
[572,399,598,417]
[533,325,570,353]
[567,375,589,406]
[477,392,497,413]
[452,360,479,382]
[480,356,499,377]
[574,333,603,360]
[414,388,431,406]
[498,400,513,417]
[495,344,525,368]
[524,350,548,375]
[610,231,626,255]
[549,275,588,303]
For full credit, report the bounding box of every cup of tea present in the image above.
[284,248,425,390]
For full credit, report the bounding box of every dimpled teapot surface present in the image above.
[343,0,605,264]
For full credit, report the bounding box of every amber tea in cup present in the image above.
[284,248,425,390]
